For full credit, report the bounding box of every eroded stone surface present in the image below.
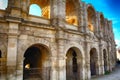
[0,0,116,80]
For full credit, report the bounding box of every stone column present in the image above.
[76,1,83,32]
[7,0,22,17]
[84,40,91,80]
[58,56,66,80]
[50,56,58,80]
[57,39,66,80]
[97,13,103,38]
[99,43,104,75]
[78,2,84,32]
[94,12,99,35]
[107,43,111,71]
[97,13,100,36]
[6,0,14,14]
[21,0,29,19]
[16,61,23,80]
[50,0,58,26]
[56,28,66,80]
[50,0,65,27]
[105,19,108,36]
[109,45,113,72]
[81,2,88,33]
[57,0,65,27]
[7,22,19,80]
[104,19,107,39]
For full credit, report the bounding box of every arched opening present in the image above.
[100,14,104,31]
[23,44,51,80]
[66,0,78,26]
[103,49,107,73]
[90,48,97,76]
[87,6,96,32]
[0,0,8,10]
[29,4,42,16]
[0,50,1,58]
[66,47,82,80]
[29,0,50,19]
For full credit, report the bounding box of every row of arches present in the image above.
[0,0,78,25]
[87,5,105,32]
[1,0,106,31]
[29,2,106,32]
[23,44,108,80]
[29,0,78,26]
[29,1,106,32]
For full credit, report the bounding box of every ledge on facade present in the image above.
[28,15,50,25]
[0,16,6,22]
[0,10,7,22]
[21,19,55,30]
[64,28,84,36]
[65,22,78,31]
[5,15,22,23]
[0,9,6,17]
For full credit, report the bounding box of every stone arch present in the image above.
[23,43,51,80]
[103,49,108,73]
[89,48,98,76]
[100,13,105,31]
[87,5,96,32]
[66,0,79,26]
[66,46,84,80]
[0,0,8,10]
[29,0,50,19]
[29,4,42,16]
[18,38,51,62]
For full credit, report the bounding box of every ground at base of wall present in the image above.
[91,65,120,80]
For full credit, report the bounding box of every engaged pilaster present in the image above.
[7,22,19,80]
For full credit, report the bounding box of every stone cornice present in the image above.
[5,15,22,23]
[21,19,54,30]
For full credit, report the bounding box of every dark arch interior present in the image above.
[72,50,78,73]
[0,50,1,58]
[23,45,51,80]
[90,48,97,76]
[103,49,107,72]
[66,48,80,80]
[24,46,41,68]
[23,46,41,79]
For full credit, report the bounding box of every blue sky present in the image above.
[0,0,120,47]
[82,0,120,48]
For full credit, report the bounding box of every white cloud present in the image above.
[0,1,5,9]
[0,0,7,9]
[115,39,120,47]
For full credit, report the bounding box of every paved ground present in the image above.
[92,65,120,80]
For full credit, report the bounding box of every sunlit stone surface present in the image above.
[0,0,116,80]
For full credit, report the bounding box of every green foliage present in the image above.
[104,71,110,75]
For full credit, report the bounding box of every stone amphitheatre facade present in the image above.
[0,0,116,80]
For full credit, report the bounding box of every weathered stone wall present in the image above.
[0,0,116,80]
